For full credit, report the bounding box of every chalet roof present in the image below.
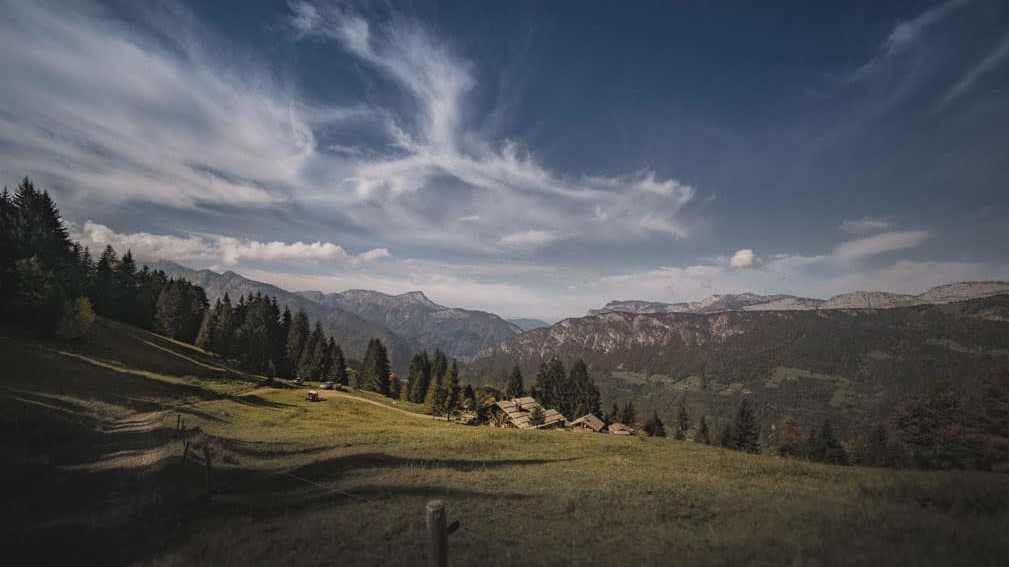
[608,422,634,434]
[493,398,567,429]
[570,413,605,432]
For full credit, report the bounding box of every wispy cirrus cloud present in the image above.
[939,30,1009,107]
[287,1,699,251]
[855,0,975,78]
[0,0,368,210]
[839,218,892,234]
[833,230,931,261]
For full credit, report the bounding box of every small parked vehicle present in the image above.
[320,381,335,390]
[305,390,320,402]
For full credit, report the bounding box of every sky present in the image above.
[2,0,1008,321]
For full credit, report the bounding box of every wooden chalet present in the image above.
[492,397,567,429]
[570,413,606,433]
[608,422,634,435]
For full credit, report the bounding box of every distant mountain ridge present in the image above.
[590,281,1009,315]
[296,289,519,360]
[467,293,1009,436]
[148,261,519,364]
[149,261,415,369]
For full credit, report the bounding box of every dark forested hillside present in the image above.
[464,296,1009,438]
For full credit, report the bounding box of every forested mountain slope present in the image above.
[466,295,1009,436]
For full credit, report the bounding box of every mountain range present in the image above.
[466,290,1009,436]
[295,289,519,360]
[589,281,1009,315]
[150,261,520,367]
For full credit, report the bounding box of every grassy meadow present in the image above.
[2,318,1009,566]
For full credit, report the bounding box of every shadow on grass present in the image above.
[229,394,295,410]
[205,452,573,506]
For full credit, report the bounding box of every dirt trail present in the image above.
[64,411,170,472]
[243,386,448,420]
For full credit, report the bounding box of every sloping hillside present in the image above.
[298,289,519,359]
[466,295,1009,435]
[3,318,1009,566]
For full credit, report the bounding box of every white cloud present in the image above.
[939,30,1009,107]
[729,249,761,269]
[833,230,931,261]
[73,221,388,266]
[356,248,391,262]
[287,2,699,251]
[839,218,892,234]
[855,0,975,78]
[500,230,559,249]
[0,1,372,209]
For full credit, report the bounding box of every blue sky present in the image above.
[2,0,1008,320]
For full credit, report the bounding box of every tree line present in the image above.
[639,379,1008,472]
[400,348,481,418]
[1,177,206,340]
[0,177,410,399]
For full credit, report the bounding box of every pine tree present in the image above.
[298,323,326,381]
[424,349,448,412]
[533,358,566,413]
[277,307,293,376]
[212,293,235,358]
[505,365,525,399]
[644,411,666,437]
[430,349,448,386]
[286,309,310,379]
[568,358,601,418]
[462,384,477,412]
[154,279,207,342]
[697,414,711,444]
[360,338,391,395]
[674,403,690,440]
[719,424,735,448]
[327,340,349,386]
[407,351,432,402]
[443,361,461,418]
[606,403,620,426]
[733,398,760,453]
[816,420,848,465]
[620,402,636,426]
[194,307,215,350]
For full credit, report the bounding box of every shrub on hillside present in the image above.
[56,297,95,341]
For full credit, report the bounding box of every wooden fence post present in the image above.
[426,500,447,567]
[176,414,181,435]
[203,446,213,503]
[181,441,190,465]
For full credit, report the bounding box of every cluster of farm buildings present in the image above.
[485,397,634,435]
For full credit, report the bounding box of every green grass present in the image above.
[3,318,1009,566]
